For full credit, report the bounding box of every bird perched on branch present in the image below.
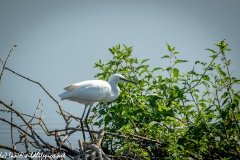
[59,74,137,141]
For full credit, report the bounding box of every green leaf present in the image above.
[104,114,111,126]
[166,43,172,52]
[161,55,170,59]
[219,70,226,76]
[166,67,172,71]
[178,145,185,151]
[210,54,217,59]
[139,69,147,76]
[221,110,227,120]
[231,103,237,110]
[221,92,228,99]
[109,48,115,54]
[141,59,150,64]
[194,94,199,100]
[152,67,163,72]
[174,59,188,64]
[115,52,125,58]
[205,48,217,53]
[221,97,230,107]
[149,121,159,127]
[172,68,179,79]
[195,60,200,64]
[116,44,120,50]
[99,109,107,115]
[122,111,129,118]
[203,75,210,81]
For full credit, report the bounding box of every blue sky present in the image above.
[0,0,240,151]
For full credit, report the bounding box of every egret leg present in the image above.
[85,103,93,141]
[80,105,88,142]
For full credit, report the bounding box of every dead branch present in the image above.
[78,140,86,160]
[0,118,33,138]
[0,44,17,83]
[0,64,68,124]
[49,127,164,145]
[91,129,105,159]
[0,144,19,153]
[10,101,17,157]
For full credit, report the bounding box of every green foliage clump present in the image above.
[91,40,240,159]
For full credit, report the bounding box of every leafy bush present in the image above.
[91,40,240,159]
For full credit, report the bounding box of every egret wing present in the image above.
[64,83,85,91]
[60,80,111,101]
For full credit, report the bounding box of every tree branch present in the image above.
[0,45,17,83]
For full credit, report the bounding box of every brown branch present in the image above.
[0,118,33,139]
[0,100,54,153]
[28,99,41,124]
[0,108,51,136]
[0,66,68,124]
[107,155,136,160]
[0,45,17,83]
[91,129,105,159]
[0,144,19,153]
[85,144,104,160]
[10,101,17,156]
[32,129,54,149]
[29,126,45,153]
[0,100,31,128]
[49,127,164,145]
[78,140,86,160]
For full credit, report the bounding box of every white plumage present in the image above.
[59,73,136,141]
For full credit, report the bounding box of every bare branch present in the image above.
[91,129,105,159]
[28,99,41,124]
[0,44,17,83]
[0,118,32,138]
[49,127,164,145]
[85,144,103,160]
[0,100,31,128]
[10,101,17,156]
[78,140,86,160]
[96,129,104,146]
[1,66,68,124]
[0,144,19,153]
[29,126,45,154]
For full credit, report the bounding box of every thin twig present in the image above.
[33,129,54,149]
[91,129,105,159]
[0,118,33,138]
[67,140,73,150]
[28,99,41,124]
[0,100,53,153]
[0,144,19,153]
[1,66,68,124]
[85,144,103,160]
[0,44,17,83]
[10,101,17,157]
[29,126,45,154]
[78,140,86,160]
[0,100,31,128]
[55,129,62,148]
[49,127,164,145]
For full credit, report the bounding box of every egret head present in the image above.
[109,74,137,84]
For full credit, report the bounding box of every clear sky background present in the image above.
[0,0,240,152]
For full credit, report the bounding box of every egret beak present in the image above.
[120,77,137,85]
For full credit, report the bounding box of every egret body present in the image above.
[59,74,136,141]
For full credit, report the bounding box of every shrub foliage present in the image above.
[91,40,240,159]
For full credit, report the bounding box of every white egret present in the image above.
[59,74,136,141]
